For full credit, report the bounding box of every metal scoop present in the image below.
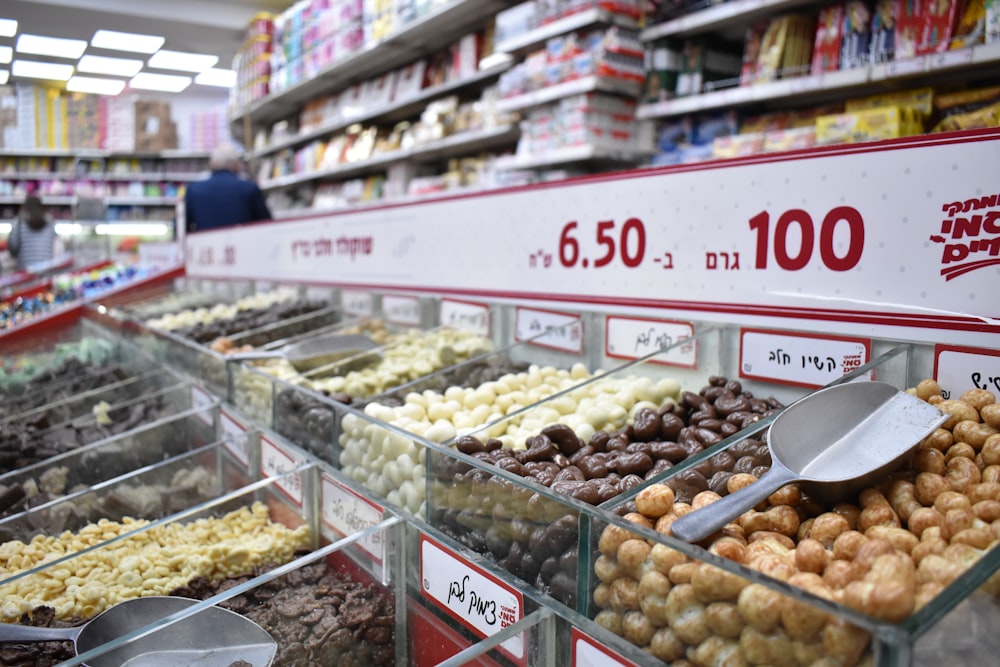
[226,332,381,372]
[0,596,276,666]
[670,381,947,544]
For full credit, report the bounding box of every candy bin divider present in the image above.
[0,439,234,542]
[432,607,557,667]
[223,303,344,348]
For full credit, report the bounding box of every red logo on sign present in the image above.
[930,194,1000,280]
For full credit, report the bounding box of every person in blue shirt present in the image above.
[184,144,272,233]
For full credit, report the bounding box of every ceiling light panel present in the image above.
[67,76,125,95]
[0,71,8,85]
[0,46,11,64]
[12,59,74,81]
[130,72,191,92]
[147,49,218,73]
[16,34,88,60]
[91,29,165,54]
[78,54,143,77]
[194,68,236,88]
[0,19,17,38]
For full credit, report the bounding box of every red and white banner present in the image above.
[186,130,1000,347]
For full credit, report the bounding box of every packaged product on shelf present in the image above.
[752,14,815,83]
[494,1,538,45]
[813,4,846,74]
[676,40,742,95]
[764,125,819,151]
[989,0,1000,42]
[841,1,873,69]
[816,105,925,144]
[739,21,768,85]
[870,0,898,63]
[846,86,935,117]
[652,112,738,165]
[918,0,962,53]
[642,40,682,103]
[930,84,1000,130]
[711,132,766,158]
[949,0,988,48]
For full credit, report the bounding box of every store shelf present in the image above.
[0,148,210,160]
[261,124,520,190]
[493,142,651,170]
[0,195,76,206]
[497,75,644,113]
[106,196,179,206]
[637,42,1000,119]
[496,7,639,55]
[3,171,207,182]
[233,0,512,126]
[250,62,513,160]
[640,0,818,40]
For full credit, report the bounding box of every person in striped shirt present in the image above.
[7,195,63,271]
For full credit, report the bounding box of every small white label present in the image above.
[260,435,306,507]
[887,56,926,77]
[420,535,525,662]
[514,306,583,354]
[935,345,1000,400]
[189,385,214,426]
[932,49,973,69]
[572,627,638,667]
[606,316,696,367]
[382,294,422,326]
[138,242,181,272]
[740,328,871,389]
[306,285,333,302]
[220,410,249,468]
[255,280,275,292]
[341,290,374,317]
[439,298,491,337]
[322,473,384,563]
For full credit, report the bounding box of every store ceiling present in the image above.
[2,0,288,83]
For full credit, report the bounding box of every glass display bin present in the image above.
[0,399,221,539]
[0,317,121,385]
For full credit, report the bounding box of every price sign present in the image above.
[740,328,871,388]
[887,56,926,76]
[255,280,274,292]
[934,345,1000,399]
[420,534,525,665]
[571,627,638,667]
[382,294,422,326]
[605,316,696,367]
[260,435,306,507]
[138,242,181,271]
[439,298,491,337]
[931,49,973,70]
[321,473,385,563]
[189,385,214,426]
[341,289,374,317]
[220,409,249,469]
[514,306,583,353]
[306,285,333,302]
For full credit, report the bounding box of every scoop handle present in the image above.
[0,622,80,642]
[669,464,797,543]
[225,350,284,362]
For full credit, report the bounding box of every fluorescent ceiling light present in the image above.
[0,46,11,64]
[12,59,74,81]
[67,75,125,95]
[194,67,236,88]
[55,223,83,235]
[91,29,164,54]
[16,33,87,59]
[0,70,8,85]
[78,54,142,77]
[96,223,169,236]
[130,71,191,92]
[0,19,17,38]
[147,49,218,73]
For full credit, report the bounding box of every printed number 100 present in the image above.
[748,206,865,271]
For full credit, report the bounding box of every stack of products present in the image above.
[494,0,642,45]
[516,92,643,154]
[231,13,276,111]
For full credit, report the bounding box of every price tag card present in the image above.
[220,409,250,469]
[259,435,306,507]
[740,328,871,388]
[888,56,926,76]
[306,285,333,302]
[321,473,385,563]
[189,385,215,426]
[420,534,525,665]
[341,289,374,317]
[514,306,583,353]
[571,627,639,667]
[931,48,973,69]
[255,280,275,292]
[382,294,422,326]
[934,345,1000,399]
[138,241,181,271]
[605,316,696,367]
[439,298,491,337]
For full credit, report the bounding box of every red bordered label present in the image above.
[341,289,374,317]
[382,294,421,326]
[571,627,639,666]
[259,435,305,507]
[514,306,583,354]
[739,328,871,389]
[219,408,249,469]
[605,315,696,368]
[321,472,384,563]
[934,345,1000,400]
[189,385,214,426]
[419,534,525,665]
[439,298,491,338]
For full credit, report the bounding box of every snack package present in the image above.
[756,16,791,81]
[869,0,898,62]
[846,86,935,117]
[841,1,874,68]
[918,0,961,53]
[989,0,1000,42]
[949,0,987,48]
[813,5,846,74]
[896,0,924,58]
[931,101,1000,131]
[764,126,818,152]
[740,21,768,85]
[816,105,924,144]
[643,40,682,102]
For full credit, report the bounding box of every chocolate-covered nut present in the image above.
[519,435,558,463]
[569,445,595,466]
[456,435,487,454]
[631,408,660,441]
[715,394,752,416]
[730,439,760,458]
[694,428,722,447]
[751,465,770,478]
[709,451,736,471]
[690,407,718,424]
[529,528,553,561]
[619,424,635,441]
[720,422,740,436]
[616,452,653,477]
[750,399,770,413]
[552,453,570,469]
[626,441,653,457]
[708,375,727,387]
[531,470,557,487]
[549,571,577,603]
[577,457,609,480]
[495,456,525,476]
[696,418,725,433]
[659,413,685,440]
[646,458,673,479]
[734,455,756,474]
[692,459,715,478]
[650,440,688,463]
[767,397,785,409]
[596,482,620,503]
[510,517,534,542]
[682,391,708,410]
[485,438,504,452]
[725,380,743,394]
[486,526,512,558]
[589,431,611,452]
[540,555,560,580]
[605,434,630,452]
[620,474,645,493]
[676,468,708,492]
[541,423,584,455]
[702,385,727,401]
[554,466,585,482]
[544,515,578,552]
[709,470,734,495]
[559,547,579,572]
[551,480,601,505]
